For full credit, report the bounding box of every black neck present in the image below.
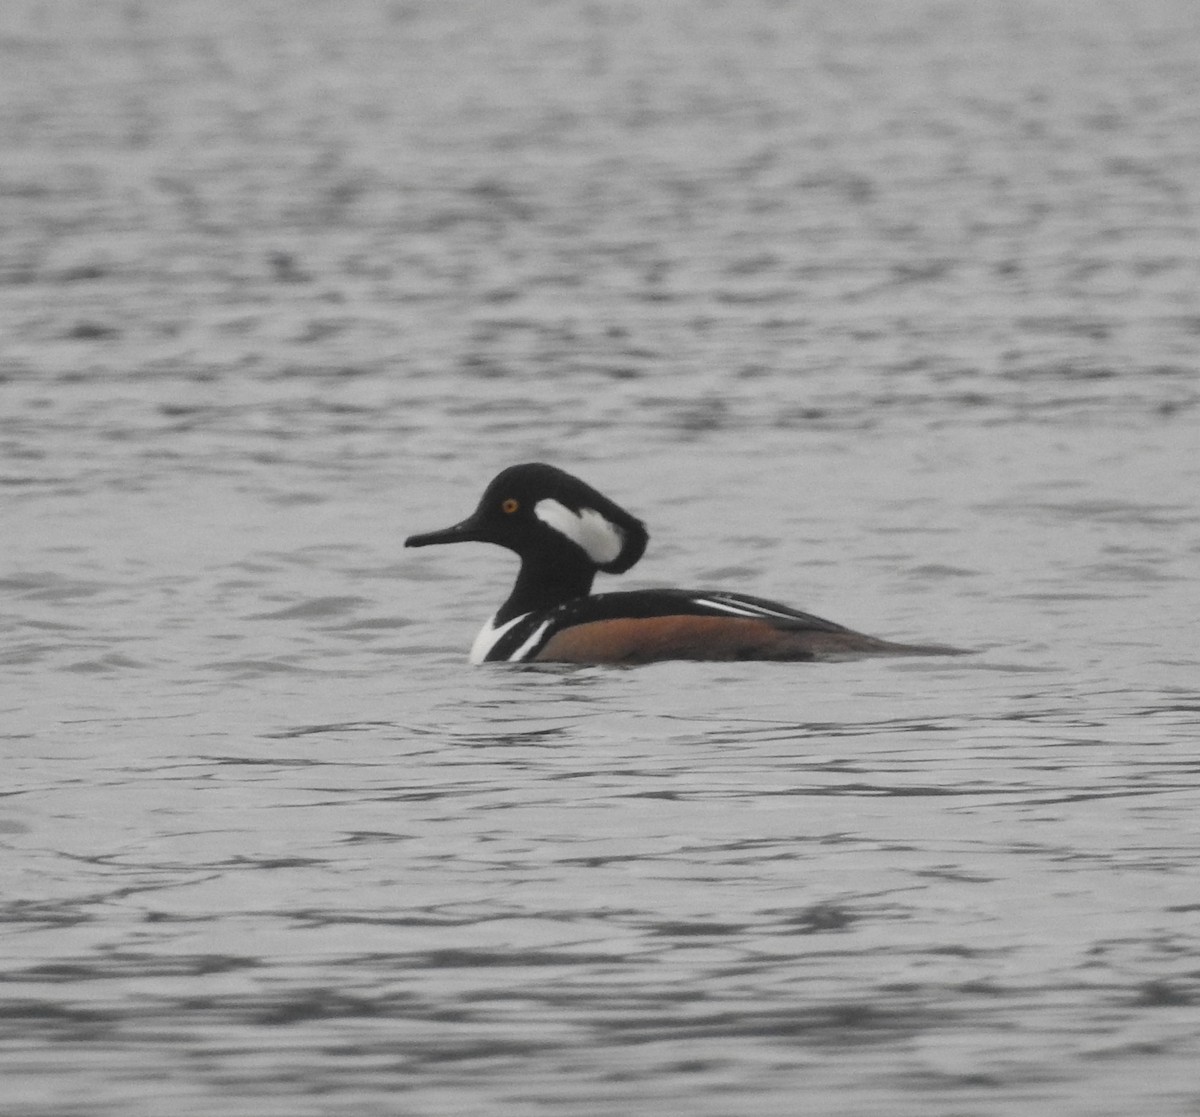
[496,551,596,623]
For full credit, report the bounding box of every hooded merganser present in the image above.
[405,463,965,665]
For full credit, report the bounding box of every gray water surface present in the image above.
[3,2,1200,1114]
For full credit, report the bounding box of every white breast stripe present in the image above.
[508,620,552,662]
[469,612,528,664]
[534,499,625,565]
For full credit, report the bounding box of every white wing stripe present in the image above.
[691,595,803,621]
[689,596,764,617]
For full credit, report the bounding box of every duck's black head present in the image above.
[406,463,648,616]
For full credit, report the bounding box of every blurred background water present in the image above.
[2,1,1199,1114]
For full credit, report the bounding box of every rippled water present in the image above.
[3,1,1200,1114]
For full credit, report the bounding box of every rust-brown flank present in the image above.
[532,615,913,664]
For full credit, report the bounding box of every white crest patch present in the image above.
[534,499,625,565]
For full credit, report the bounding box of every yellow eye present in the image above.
[501,498,520,514]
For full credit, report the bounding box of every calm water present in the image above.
[3,2,1200,1114]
